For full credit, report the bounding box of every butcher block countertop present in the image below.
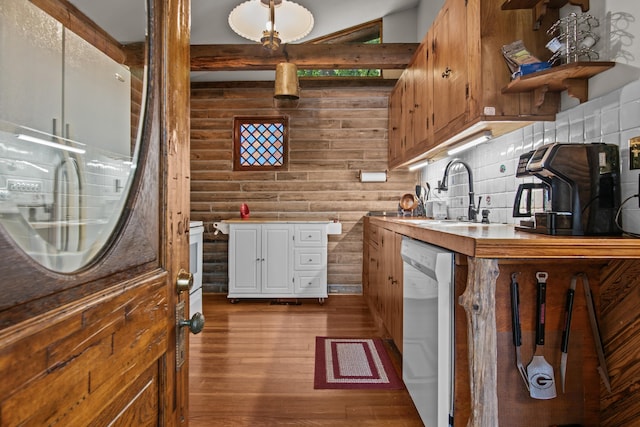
[367,216,640,259]
[222,218,330,223]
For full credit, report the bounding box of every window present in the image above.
[298,19,382,78]
[233,116,288,170]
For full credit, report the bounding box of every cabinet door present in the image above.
[0,0,63,133]
[388,82,404,166]
[402,67,416,156]
[412,41,431,150]
[64,29,131,156]
[229,225,261,294]
[380,228,403,352]
[261,224,293,294]
[432,0,468,135]
[390,232,403,353]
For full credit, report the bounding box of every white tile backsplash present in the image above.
[421,79,640,235]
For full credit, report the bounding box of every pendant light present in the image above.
[228,0,314,51]
[274,62,299,100]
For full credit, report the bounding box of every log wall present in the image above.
[190,82,417,293]
[599,259,640,426]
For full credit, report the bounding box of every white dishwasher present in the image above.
[189,221,204,314]
[401,236,454,427]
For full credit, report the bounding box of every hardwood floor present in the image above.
[188,294,424,426]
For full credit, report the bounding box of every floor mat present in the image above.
[314,337,404,390]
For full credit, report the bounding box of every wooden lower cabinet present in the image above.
[363,224,403,352]
[363,219,605,426]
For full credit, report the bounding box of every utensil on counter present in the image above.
[510,272,530,391]
[560,275,577,393]
[527,271,557,399]
[415,185,426,216]
[399,193,418,211]
[581,273,612,393]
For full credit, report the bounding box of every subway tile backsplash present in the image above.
[421,79,640,235]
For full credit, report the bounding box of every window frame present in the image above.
[233,116,289,171]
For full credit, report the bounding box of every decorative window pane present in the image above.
[234,117,288,170]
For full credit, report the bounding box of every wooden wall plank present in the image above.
[600,259,640,426]
[190,85,418,293]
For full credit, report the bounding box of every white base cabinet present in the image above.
[228,222,328,301]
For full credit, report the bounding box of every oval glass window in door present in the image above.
[0,0,150,273]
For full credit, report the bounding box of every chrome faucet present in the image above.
[436,158,481,222]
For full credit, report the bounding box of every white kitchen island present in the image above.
[220,219,340,303]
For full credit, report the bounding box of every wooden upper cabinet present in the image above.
[388,0,563,168]
[412,42,430,151]
[388,38,432,169]
[432,0,468,137]
[402,66,416,156]
[388,79,404,166]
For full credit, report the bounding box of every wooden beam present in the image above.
[191,78,397,90]
[31,0,127,64]
[190,43,418,71]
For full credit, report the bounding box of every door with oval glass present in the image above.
[0,0,194,425]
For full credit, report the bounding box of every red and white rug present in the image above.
[314,337,404,390]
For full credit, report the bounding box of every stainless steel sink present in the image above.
[397,219,503,227]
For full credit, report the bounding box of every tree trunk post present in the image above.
[459,257,500,427]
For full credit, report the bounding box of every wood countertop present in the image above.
[367,216,640,259]
[222,218,331,224]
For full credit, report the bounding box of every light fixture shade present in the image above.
[274,62,299,100]
[228,0,314,44]
[447,131,493,155]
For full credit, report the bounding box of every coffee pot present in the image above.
[513,142,621,236]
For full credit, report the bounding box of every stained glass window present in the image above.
[233,117,288,170]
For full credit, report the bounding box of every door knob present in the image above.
[179,312,205,334]
[176,269,193,294]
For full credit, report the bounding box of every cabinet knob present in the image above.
[442,67,452,78]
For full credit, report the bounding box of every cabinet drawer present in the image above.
[294,248,326,270]
[295,225,327,247]
[294,271,327,295]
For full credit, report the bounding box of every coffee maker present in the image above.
[513,142,621,236]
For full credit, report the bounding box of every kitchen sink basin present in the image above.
[397,219,504,228]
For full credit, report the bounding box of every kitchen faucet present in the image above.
[436,158,481,222]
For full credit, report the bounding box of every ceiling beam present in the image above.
[190,43,418,71]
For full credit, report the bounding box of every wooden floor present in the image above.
[188,294,423,426]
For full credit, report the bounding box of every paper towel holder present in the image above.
[359,170,387,183]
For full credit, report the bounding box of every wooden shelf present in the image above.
[502,61,615,105]
[501,0,588,11]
